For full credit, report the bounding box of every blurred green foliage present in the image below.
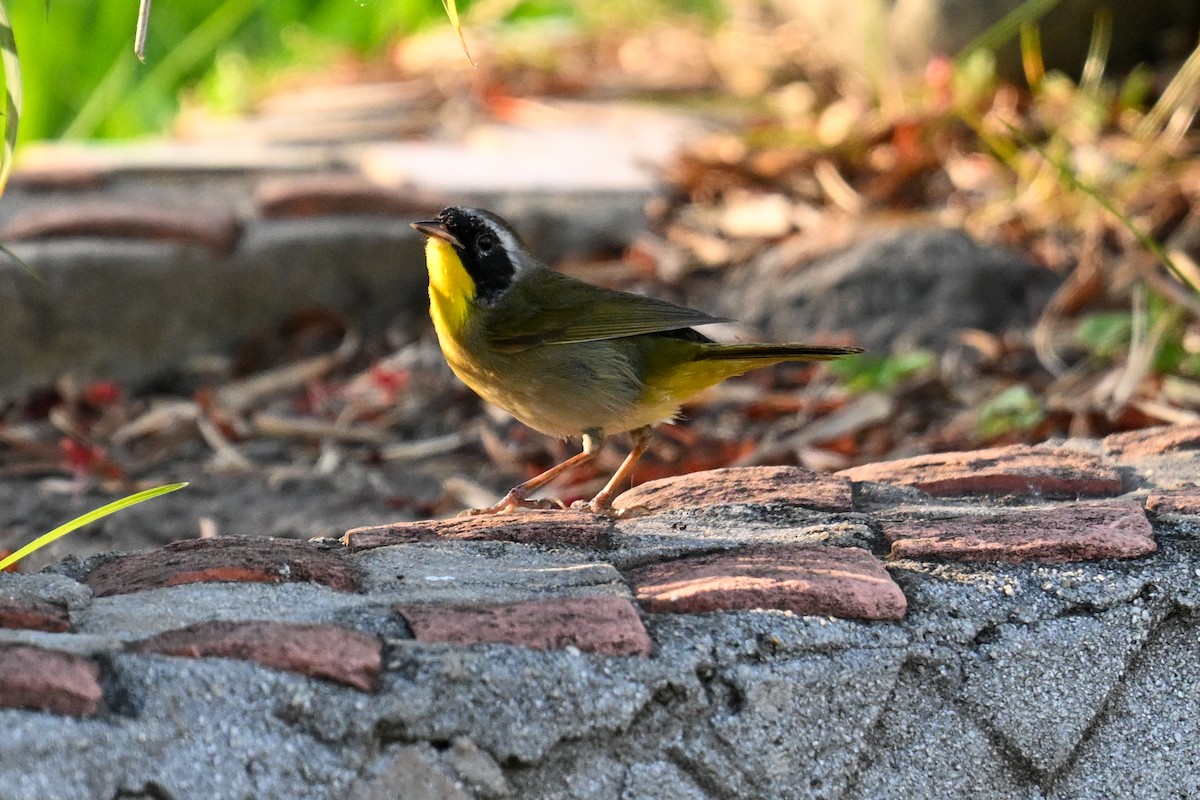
[827,350,937,394]
[11,0,723,144]
[11,0,452,143]
[976,384,1045,439]
[1076,295,1200,377]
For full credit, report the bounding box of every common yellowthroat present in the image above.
[411,207,862,516]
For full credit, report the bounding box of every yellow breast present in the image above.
[424,237,476,367]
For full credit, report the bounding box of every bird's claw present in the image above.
[569,500,652,519]
[458,494,566,516]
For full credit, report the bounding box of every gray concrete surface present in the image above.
[0,476,1197,800]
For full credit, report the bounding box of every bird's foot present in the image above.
[569,499,651,519]
[458,492,566,517]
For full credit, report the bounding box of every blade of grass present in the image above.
[125,0,256,118]
[60,47,136,140]
[955,0,1063,67]
[63,0,255,140]
[134,0,151,62]
[1002,120,1199,297]
[441,0,476,67]
[0,240,41,282]
[0,483,187,572]
[0,0,22,197]
[1019,22,1044,90]
[1135,37,1200,147]
[1078,8,1110,95]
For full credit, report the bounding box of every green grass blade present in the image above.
[0,483,187,572]
[61,44,137,140]
[0,240,42,282]
[0,0,22,197]
[134,0,151,62]
[1079,8,1111,94]
[441,0,476,67]
[1002,121,1199,296]
[1136,37,1200,145]
[1019,22,1044,89]
[63,0,255,140]
[955,0,1062,67]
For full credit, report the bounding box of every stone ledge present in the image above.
[1146,488,1200,516]
[625,543,907,619]
[2,431,1199,798]
[0,643,102,716]
[1103,424,1200,458]
[838,444,1123,498]
[881,501,1156,563]
[398,596,652,656]
[83,535,360,597]
[255,174,446,219]
[615,465,853,513]
[0,596,70,632]
[344,511,614,550]
[0,202,242,256]
[129,619,381,691]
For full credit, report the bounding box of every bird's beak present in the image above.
[410,220,463,249]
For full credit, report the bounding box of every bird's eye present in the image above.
[477,233,496,254]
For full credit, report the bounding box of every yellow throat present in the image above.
[424,237,474,344]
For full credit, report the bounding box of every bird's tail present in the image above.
[693,343,864,362]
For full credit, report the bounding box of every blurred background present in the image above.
[1,0,1198,563]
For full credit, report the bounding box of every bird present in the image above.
[410,206,862,516]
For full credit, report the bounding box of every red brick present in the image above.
[129,620,381,691]
[625,544,907,620]
[0,203,242,256]
[256,174,445,219]
[9,165,108,191]
[0,597,70,632]
[343,510,612,551]
[398,596,651,656]
[83,536,359,597]
[1103,424,1200,458]
[0,644,102,716]
[614,466,853,513]
[882,501,1156,563]
[1145,489,1200,516]
[837,445,1122,498]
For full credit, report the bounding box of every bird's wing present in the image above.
[486,270,731,352]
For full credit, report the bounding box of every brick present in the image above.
[625,544,907,620]
[256,174,444,219]
[1103,424,1200,458]
[1145,489,1200,516]
[343,510,612,551]
[398,595,651,656]
[0,644,102,716]
[129,620,381,691]
[614,465,853,513]
[0,202,242,256]
[882,501,1156,563]
[837,445,1122,498]
[9,165,108,191]
[83,536,359,597]
[0,597,70,632]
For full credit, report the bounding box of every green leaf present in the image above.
[1075,312,1131,358]
[976,385,1045,439]
[0,0,22,197]
[0,483,187,572]
[828,350,936,393]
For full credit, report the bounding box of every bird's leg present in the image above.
[460,431,605,516]
[580,426,653,517]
